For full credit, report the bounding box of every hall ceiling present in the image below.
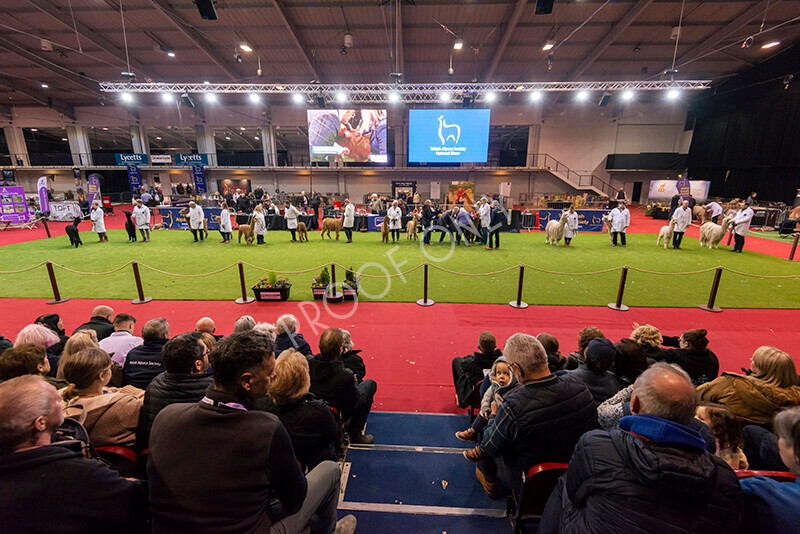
[0,0,797,115]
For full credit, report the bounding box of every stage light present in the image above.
[162,92,173,102]
[667,88,680,100]
[249,93,261,103]
[542,40,555,51]
[203,80,210,85]
[156,136,162,140]
[762,41,780,49]
[240,42,253,53]
[440,92,452,103]
[621,90,635,102]
[40,83,48,88]
[485,91,497,103]
[61,137,68,141]
[292,93,305,103]
[576,90,589,102]
[30,128,38,131]
[102,127,109,130]
[121,92,133,103]
[254,136,259,140]
[453,40,463,50]
[166,50,176,58]
[225,136,231,140]
[205,93,217,103]
[388,92,400,103]
[530,91,542,102]
[336,91,348,102]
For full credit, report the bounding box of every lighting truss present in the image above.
[100,80,712,104]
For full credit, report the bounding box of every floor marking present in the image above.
[338,501,506,518]
[348,443,468,454]
[371,410,468,418]
[339,462,351,505]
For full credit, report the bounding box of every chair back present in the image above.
[508,463,569,534]
[735,470,798,483]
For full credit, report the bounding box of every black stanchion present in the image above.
[328,263,343,301]
[509,265,528,309]
[726,229,734,246]
[416,263,435,306]
[42,218,51,238]
[699,266,723,313]
[45,261,69,304]
[607,266,629,311]
[789,233,799,261]
[235,261,254,304]
[131,261,152,304]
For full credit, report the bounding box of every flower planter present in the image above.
[342,285,359,301]
[252,285,291,302]
[311,285,343,303]
[311,286,327,301]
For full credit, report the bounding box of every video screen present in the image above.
[408,109,491,163]
[307,109,388,163]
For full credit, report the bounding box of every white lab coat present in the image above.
[479,203,491,226]
[343,204,355,228]
[220,209,232,233]
[133,205,150,229]
[252,211,267,235]
[90,207,105,233]
[387,206,402,230]
[732,207,754,236]
[284,204,301,229]
[187,205,204,230]
[564,212,579,238]
[673,206,692,232]
[706,202,723,218]
[609,207,630,233]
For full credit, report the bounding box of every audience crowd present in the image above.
[1,305,799,533]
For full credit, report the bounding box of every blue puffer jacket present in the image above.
[542,414,743,533]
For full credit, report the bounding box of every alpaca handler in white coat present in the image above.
[252,204,267,245]
[608,201,630,246]
[90,200,107,242]
[731,200,754,253]
[387,200,402,243]
[219,202,232,243]
[133,199,151,242]
[342,198,355,243]
[564,205,579,247]
[187,201,205,242]
[672,200,692,250]
[284,201,301,242]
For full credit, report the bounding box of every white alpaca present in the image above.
[656,218,677,249]
[545,212,569,246]
[699,215,734,249]
[602,214,613,244]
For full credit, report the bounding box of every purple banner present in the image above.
[86,174,102,207]
[676,174,691,202]
[0,186,31,224]
[37,176,50,213]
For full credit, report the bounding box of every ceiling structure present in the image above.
[0,0,797,114]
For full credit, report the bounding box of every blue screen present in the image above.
[408,109,491,163]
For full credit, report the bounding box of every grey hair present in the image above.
[341,329,353,351]
[233,315,256,334]
[252,322,277,342]
[141,317,169,340]
[774,407,800,456]
[0,376,59,454]
[503,333,547,375]
[492,200,499,207]
[276,314,298,335]
[632,362,696,425]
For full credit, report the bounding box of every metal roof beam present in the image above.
[270,0,321,82]
[0,36,99,94]
[0,76,76,119]
[483,0,529,82]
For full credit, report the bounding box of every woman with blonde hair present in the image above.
[59,347,143,448]
[698,346,800,426]
[256,349,339,470]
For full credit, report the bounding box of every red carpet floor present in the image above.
[2,298,797,414]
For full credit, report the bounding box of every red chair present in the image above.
[735,470,798,483]
[507,463,569,534]
[467,379,484,422]
[95,446,138,477]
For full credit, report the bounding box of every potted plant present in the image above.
[252,272,292,302]
[343,266,359,301]
[311,267,330,301]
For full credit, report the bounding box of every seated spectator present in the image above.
[452,331,502,408]
[630,323,664,362]
[34,313,69,356]
[137,332,213,451]
[195,316,221,340]
[540,362,743,534]
[475,333,597,498]
[64,329,127,387]
[72,305,115,340]
[538,333,565,373]
[275,314,313,357]
[658,328,719,384]
[61,348,143,449]
[232,315,256,334]
[0,333,12,354]
[341,329,367,382]
[199,332,217,352]
[147,330,355,534]
[15,323,61,377]
[568,338,620,406]
[564,326,605,369]
[309,328,377,444]
[98,313,143,366]
[256,349,340,470]
[253,321,277,343]
[741,408,800,534]
[698,346,800,425]
[123,317,170,389]
[614,338,650,387]
[0,376,146,533]
[0,344,67,389]
[695,402,748,469]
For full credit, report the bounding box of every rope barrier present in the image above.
[523,264,621,276]
[721,268,800,279]
[429,263,519,277]
[240,262,331,275]
[336,262,424,279]
[137,262,237,278]
[51,261,133,276]
[0,261,47,274]
[627,266,718,276]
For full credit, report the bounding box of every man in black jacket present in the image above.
[123,317,170,389]
[539,362,742,533]
[452,331,502,408]
[148,331,355,534]
[309,328,377,444]
[137,332,213,451]
[72,305,115,340]
[421,199,435,245]
[275,314,314,357]
[0,375,146,533]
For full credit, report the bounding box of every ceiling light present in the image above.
[388,92,400,103]
[576,90,589,101]
[40,83,49,88]
[205,93,217,103]
[102,127,109,130]
[121,92,133,103]
[667,88,680,100]
[156,136,162,140]
[621,90,635,102]
[203,80,210,85]
[440,92,452,103]
[162,92,173,102]
[239,42,253,53]
[240,127,246,131]
[762,41,780,49]
[248,93,261,103]
[225,136,231,140]
[453,39,463,50]
[254,136,259,140]
[485,91,497,103]
[166,51,176,58]
[530,91,542,101]
[292,93,304,103]
[61,137,68,141]
[542,40,555,51]
[336,91,348,102]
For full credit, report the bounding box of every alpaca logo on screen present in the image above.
[437,115,461,145]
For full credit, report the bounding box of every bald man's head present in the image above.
[91,305,114,321]
[0,376,63,454]
[631,362,697,426]
[196,317,216,335]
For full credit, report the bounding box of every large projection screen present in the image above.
[307,109,388,163]
[408,109,491,163]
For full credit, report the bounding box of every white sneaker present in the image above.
[335,514,357,534]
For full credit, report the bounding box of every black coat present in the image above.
[341,349,367,382]
[275,332,313,357]
[421,205,435,225]
[123,338,168,390]
[72,316,114,341]
[308,355,359,421]
[137,371,214,450]
[0,441,147,534]
[452,348,502,408]
[658,336,719,385]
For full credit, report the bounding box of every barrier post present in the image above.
[607,266,629,311]
[131,261,152,304]
[789,233,799,261]
[235,261,254,304]
[699,266,723,312]
[328,263,343,301]
[45,261,69,304]
[509,265,529,309]
[726,229,734,246]
[416,263,435,306]
[42,217,51,238]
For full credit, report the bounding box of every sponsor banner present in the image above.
[127,165,142,194]
[391,180,416,200]
[114,153,149,166]
[86,174,102,207]
[0,186,30,224]
[191,165,207,194]
[158,206,221,230]
[48,202,83,221]
[648,179,710,201]
[176,153,209,166]
[408,109,491,163]
[150,154,172,164]
[37,176,50,213]
[538,209,610,232]
[1,169,16,186]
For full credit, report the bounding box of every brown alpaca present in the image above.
[296,222,308,242]
[381,216,390,243]
[238,224,255,245]
[406,212,418,240]
[693,205,708,225]
[321,217,343,240]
